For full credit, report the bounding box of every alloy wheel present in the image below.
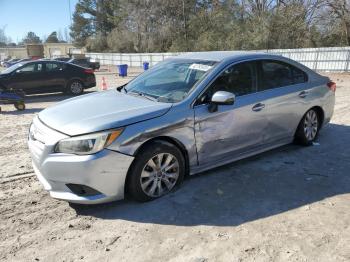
[70,81,83,94]
[140,153,179,197]
[303,110,318,141]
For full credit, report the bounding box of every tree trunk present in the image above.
[345,21,350,46]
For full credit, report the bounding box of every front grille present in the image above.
[28,117,68,165]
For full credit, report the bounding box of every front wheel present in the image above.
[127,141,185,202]
[295,109,320,146]
[67,80,84,95]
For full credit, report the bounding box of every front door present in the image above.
[194,61,269,166]
[8,62,45,94]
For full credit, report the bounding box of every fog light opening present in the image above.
[66,184,102,197]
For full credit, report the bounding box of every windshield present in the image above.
[1,63,24,74]
[124,59,217,103]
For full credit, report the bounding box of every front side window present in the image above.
[20,64,36,72]
[19,63,43,73]
[125,59,217,103]
[197,61,256,105]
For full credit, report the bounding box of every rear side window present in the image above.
[292,66,308,84]
[259,60,307,91]
[46,62,64,71]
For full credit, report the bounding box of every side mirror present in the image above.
[15,69,22,74]
[208,91,235,113]
[211,91,235,105]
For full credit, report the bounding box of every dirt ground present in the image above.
[0,67,350,262]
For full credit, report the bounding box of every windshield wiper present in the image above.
[116,84,127,93]
[129,91,158,102]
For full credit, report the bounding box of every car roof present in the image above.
[175,51,292,62]
[175,51,318,75]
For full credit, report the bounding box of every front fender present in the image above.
[107,104,198,168]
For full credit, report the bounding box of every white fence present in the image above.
[86,46,350,72]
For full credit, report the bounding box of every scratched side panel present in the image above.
[107,104,198,167]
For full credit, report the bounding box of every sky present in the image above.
[0,0,79,43]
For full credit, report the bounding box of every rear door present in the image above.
[8,62,45,93]
[257,59,310,142]
[194,61,269,165]
[42,62,67,91]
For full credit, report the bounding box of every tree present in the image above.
[0,25,11,46]
[64,27,71,43]
[46,31,59,43]
[70,0,116,48]
[324,0,350,45]
[57,29,64,42]
[69,0,350,52]
[22,32,41,44]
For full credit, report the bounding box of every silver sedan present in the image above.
[28,52,336,204]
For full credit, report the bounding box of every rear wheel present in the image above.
[67,80,84,95]
[127,141,185,202]
[295,108,320,146]
[14,102,25,111]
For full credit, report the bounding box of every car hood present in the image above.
[39,90,172,136]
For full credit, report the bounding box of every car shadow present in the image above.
[72,123,350,227]
[24,91,96,104]
[1,91,97,114]
[1,108,44,115]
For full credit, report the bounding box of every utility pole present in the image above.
[68,0,72,27]
[68,0,72,43]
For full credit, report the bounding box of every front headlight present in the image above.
[54,129,123,155]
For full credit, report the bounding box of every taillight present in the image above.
[84,69,94,74]
[327,81,336,92]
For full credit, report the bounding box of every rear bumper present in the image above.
[84,82,96,89]
[322,92,335,127]
[84,75,96,89]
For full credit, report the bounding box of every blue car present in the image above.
[0,87,25,112]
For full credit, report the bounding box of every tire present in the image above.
[14,102,25,111]
[127,141,185,202]
[295,108,320,146]
[67,80,84,95]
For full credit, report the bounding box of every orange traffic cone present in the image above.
[101,77,108,91]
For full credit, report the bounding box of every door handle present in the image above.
[299,91,308,98]
[252,103,265,112]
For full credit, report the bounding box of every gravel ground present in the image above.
[0,68,350,262]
